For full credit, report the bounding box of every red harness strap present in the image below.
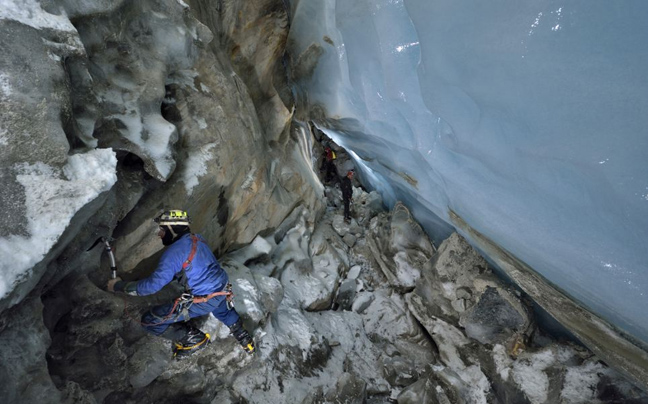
[192,290,232,304]
[182,234,200,270]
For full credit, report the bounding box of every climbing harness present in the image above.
[193,284,235,307]
[179,234,235,308]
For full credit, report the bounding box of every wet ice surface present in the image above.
[288,0,648,345]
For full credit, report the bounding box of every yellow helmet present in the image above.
[155,210,191,226]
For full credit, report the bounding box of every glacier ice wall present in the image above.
[288,0,648,343]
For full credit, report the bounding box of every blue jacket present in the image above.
[136,233,228,296]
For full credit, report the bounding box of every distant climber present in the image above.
[320,146,338,183]
[340,170,354,224]
[107,210,255,358]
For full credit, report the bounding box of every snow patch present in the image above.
[167,69,199,91]
[109,112,176,179]
[492,344,513,381]
[199,83,211,93]
[0,72,12,97]
[195,117,208,130]
[235,278,256,295]
[47,51,61,61]
[227,235,274,264]
[41,37,85,57]
[0,0,77,32]
[461,365,491,404]
[393,251,420,286]
[182,143,216,195]
[241,166,257,190]
[561,360,605,403]
[142,114,176,158]
[512,348,556,404]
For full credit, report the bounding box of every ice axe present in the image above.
[87,236,117,279]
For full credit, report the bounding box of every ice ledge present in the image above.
[449,210,648,392]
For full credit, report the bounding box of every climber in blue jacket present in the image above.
[107,210,254,357]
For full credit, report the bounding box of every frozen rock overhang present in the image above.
[0,149,118,304]
[287,0,648,387]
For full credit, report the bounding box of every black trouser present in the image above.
[343,197,351,220]
[323,162,336,182]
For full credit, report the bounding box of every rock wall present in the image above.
[0,0,320,311]
[0,0,322,402]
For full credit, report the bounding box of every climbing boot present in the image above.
[172,327,210,359]
[229,319,255,354]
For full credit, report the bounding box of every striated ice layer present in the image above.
[288,0,648,343]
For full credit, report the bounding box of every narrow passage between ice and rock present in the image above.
[43,141,648,404]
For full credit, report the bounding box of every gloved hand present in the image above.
[107,277,123,292]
